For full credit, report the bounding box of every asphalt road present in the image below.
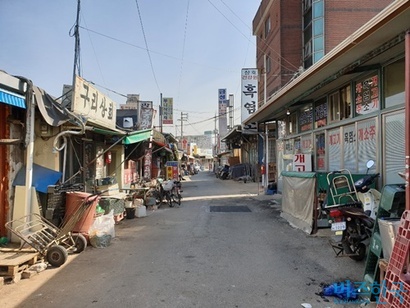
[1,172,370,308]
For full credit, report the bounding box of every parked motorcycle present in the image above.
[325,160,380,261]
[217,164,230,180]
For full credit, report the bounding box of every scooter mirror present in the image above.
[366,160,375,169]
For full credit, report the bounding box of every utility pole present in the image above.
[178,112,188,149]
[160,93,163,133]
[72,0,81,86]
[179,112,188,139]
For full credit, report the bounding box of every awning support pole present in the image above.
[405,30,410,211]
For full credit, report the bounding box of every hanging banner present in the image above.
[241,68,258,132]
[162,97,173,124]
[138,101,155,130]
[218,88,228,152]
[72,75,117,130]
[143,149,152,180]
[218,88,228,133]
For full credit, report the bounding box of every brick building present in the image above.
[253,0,394,107]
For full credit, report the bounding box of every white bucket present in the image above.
[136,206,147,218]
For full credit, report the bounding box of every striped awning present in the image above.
[0,89,26,109]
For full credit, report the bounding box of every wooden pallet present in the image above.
[0,251,39,280]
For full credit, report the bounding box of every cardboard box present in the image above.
[96,183,120,196]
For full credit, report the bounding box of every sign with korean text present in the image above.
[72,76,117,130]
[357,119,377,172]
[143,149,152,180]
[355,74,379,115]
[328,128,341,170]
[162,97,173,124]
[343,125,356,171]
[139,101,155,130]
[241,68,258,132]
[218,88,228,136]
[299,108,313,132]
[293,154,312,172]
[218,89,228,152]
[315,101,327,128]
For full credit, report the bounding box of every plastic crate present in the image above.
[388,233,410,276]
[99,198,125,215]
[378,270,401,306]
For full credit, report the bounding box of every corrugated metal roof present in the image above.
[0,89,26,109]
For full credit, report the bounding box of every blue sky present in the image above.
[0,0,260,135]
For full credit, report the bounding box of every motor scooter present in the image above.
[325,160,380,261]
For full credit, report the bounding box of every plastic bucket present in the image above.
[125,207,136,219]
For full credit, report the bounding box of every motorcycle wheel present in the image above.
[349,243,366,261]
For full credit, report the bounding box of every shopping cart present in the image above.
[5,194,99,267]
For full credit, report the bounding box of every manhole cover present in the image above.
[210,206,251,213]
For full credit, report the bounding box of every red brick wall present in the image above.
[324,0,394,52]
[253,0,393,106]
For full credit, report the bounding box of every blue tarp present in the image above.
[13,164,62,193]
[0,89,26,109]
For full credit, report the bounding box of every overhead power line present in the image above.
[134,0,161,93]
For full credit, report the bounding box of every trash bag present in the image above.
[88,210,115,248]
[321,281,358,300]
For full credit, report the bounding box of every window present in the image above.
[328,85,352,122]
[304,0,324,68]
[329,91,340,122]
[266,54,271,74]
[304,0,312,12]
[384,58,405,108]
[264,17,271,38]
[287,113,298,135]
[314,98,327,128]
[299,105,313,132]
[315,132,326,171]
[340,85,352,120]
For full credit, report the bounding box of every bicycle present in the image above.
[162,179,182,207]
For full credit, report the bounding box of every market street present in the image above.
[1,171,367,308]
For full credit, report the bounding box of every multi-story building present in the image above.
[248,0,408,190]
[253,0,393,107]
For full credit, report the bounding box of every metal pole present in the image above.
[24,84,35,214]
[265,124,269,191]
[72,0,81,85]
[405,30,410,211]
[180,111,183,140]
[263,55,268,192]
[160,93,163,133]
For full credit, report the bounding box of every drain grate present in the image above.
[210,206,251,213]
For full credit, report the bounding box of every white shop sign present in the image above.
[293,154,312,172]
[72,75,117,130]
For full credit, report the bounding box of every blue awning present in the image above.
[0,89,26,109]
